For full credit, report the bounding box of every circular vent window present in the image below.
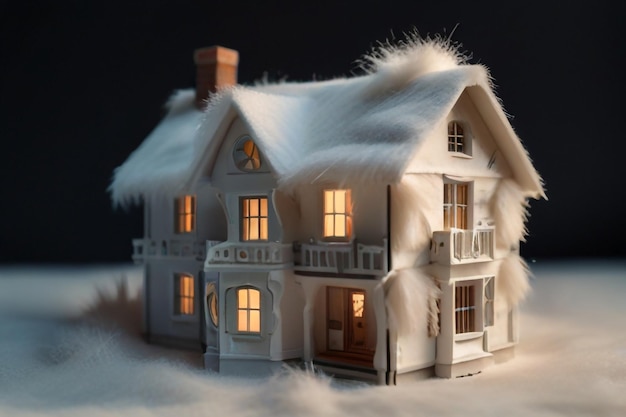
[233,136,261,171]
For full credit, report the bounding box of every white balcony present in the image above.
[131,238,210,263]
[205,241,294,269]
[295,239,388,277]
[431,228,495,265]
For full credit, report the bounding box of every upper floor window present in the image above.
[444,182,469,230]
[237,287,261,333]
[241,197,268,241]
[175,195,196,233]
[233,136,261,171]
[323,189,352,240]
[174,273,194,316]
[448,121,468,154]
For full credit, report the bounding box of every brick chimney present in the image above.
[194,46,239,108]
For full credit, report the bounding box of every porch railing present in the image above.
[431,228,495,265]
[295,239,387,276]
[205,241,293,266]
[131,238,211,263]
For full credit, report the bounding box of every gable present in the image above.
[405,89,514,179]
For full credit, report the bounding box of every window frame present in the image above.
[443,181,471,230]
[454,281,477,334]
[174,195,196,234]
[447,121,471,156]
[173,273,195,317]
[233,135,262,172]
[322,189,353,241]
[236,287,261,334]
[240,196,269,241]
[206,282,218,328]
[484,277,494,327]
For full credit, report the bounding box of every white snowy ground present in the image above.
[0,260,624,417]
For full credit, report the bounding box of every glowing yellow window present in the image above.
[443,183,468,230]
[323,189,352,239]
[352,292,365,318]
[175,273,194,316]
[237,288,261,333]
[241,197,268,241]
[175,195,196,233]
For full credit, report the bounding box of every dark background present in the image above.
[1,1,623,264]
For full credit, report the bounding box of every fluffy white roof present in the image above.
[110,38,544,206]
[109,89,204,206]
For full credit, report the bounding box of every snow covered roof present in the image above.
[110,38,544,206]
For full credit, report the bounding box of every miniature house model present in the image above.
[110,38,544,384]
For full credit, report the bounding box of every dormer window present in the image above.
[448,121,469,155]
[323,189,352,240]
[233,136,261,171]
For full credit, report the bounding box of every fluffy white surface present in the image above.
[491,178,529,248]
[381,267,441,337]
[109,90,203,207]
[1,260,624,416]
[110,37,543,203]
[389,174,439,269]
[497,253,532,307]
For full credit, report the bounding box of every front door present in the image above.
[327,287,367,354]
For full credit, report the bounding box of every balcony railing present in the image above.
[431,228,495,265]
[295,239,388,276]
[132,238,210,263]
[205,241,293,268]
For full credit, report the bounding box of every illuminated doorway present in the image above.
[326,287,369,354]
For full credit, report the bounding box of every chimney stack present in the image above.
[194,46,239,108]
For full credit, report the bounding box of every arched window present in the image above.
[237,287,261,333]
[206,283,218,327]
[233,136,261,171]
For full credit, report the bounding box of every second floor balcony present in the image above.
[430,227,495,265]
[132,238,209,264]
[294,239,388,277]
[205,241,294,270]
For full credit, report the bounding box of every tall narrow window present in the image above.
[323,189,352,239]
[175,195,196,233]
[455,283,475,334]
[484,277,494,327]
[174,273,194,316]
[241,197,268,241]
[206,283,218,327]
[448,121,465,153]
[443,183,469,230]
[237,287,261,333]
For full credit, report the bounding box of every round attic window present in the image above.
[233,136,261,171]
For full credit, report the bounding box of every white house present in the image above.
[109,38,544,384]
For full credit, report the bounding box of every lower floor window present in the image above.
[175,273,194,316]
[455,283,475,333]
[237,287,261,333]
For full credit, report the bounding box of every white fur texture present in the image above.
[497,253,531,307]
[109,90,202,207]
[491,179,530,248]
[390,174,440,269]
[110,35,542,204]
[382,268,441,337]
